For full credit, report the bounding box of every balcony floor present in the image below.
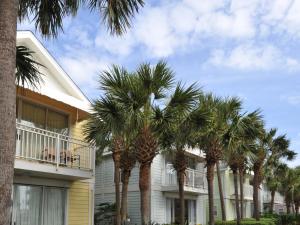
[14,158,93,180]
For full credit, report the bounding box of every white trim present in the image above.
[14,175,71,187]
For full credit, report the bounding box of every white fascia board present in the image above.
[17,31,91,113]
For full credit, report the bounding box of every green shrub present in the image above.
[215,218,276,225]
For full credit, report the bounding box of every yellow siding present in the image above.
[68,181,92,225]
[71,121,87,141]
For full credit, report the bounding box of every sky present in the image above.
[19,0,300,167]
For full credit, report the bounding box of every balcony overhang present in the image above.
[161,185,208,195]
[15,158,93,180]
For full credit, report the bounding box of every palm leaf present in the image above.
[16,45,43,89]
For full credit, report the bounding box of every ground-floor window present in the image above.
[12,184,67,225]
[166,198,196,225]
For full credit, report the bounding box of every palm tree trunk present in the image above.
[295,203,299,216]
[253,169,260,221]
[207,162,216,225]
[233,168,241,225]
[112,150,122,225]
[291,191,295,214]
[0,0,18,224]
[216,161,226,221]
[286,199,291,214]
[270,190,275,214]
[121,169,131,224]
[140,162,151,225]
[178,170,185,225]
[239,168,244,219]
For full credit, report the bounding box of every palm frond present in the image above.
[16,45,43,89]
[89,0,144,35]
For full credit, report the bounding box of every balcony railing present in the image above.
[16,122,94,171]
[164,164,207,189]
[263,192,284,203]
[231,184,253,198]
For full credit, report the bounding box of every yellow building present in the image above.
[12,31,94,225]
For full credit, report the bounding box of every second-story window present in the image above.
[20,100,69,135]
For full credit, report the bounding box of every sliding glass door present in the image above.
[166,198,196,225]
[12,185,66,225]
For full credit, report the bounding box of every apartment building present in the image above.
[212,164,286,221]
[95,149,208,225]
[12,31,95,225]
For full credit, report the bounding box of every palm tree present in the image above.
[100,61,174,224]
[85,95,128,225]
[155,83,203,225]
[0,1,144,223]
[279,167,300,214]
[264,133,296,214]
[250,128,274,221]
[265,162,288,213]
[193,94,241,225]
[224,110,263,225]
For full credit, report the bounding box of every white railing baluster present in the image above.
[56,134,60,169]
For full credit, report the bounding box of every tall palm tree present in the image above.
[85,66,141,225]
[155,83,203,225]
[250,128,274,221]
[193,94,241,225]
[0,1,144,223]
[264,134,296,214]
[101,61,174,224]
[85,95,128,225]
[224,110,263,225]
[265,162,287,213]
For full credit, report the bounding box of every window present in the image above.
[21,101,46,129]
[19,100,69,135]
[12,184,66,225]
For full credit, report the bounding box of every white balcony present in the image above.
[230,184,253,200]
[162,164,207,194]
[15,122,94,179]
[263,191,284,204]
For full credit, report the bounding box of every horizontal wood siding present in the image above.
[68,181,91,225]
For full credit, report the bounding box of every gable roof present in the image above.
[17,31,91,113]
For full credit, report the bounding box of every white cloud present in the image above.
[280,95,300,105]
[206,43,300,71]
[95,32,135,56]
[59,53,110,96]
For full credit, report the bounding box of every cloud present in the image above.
[206,43,300,71]
[280,95,300,106]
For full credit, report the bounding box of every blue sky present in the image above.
[19,0,300,167]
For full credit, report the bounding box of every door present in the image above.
[166,198,197,225]
[12,184,66,225]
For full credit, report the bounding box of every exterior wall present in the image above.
[209,166,256,222]
[68,180,94,225]
[95,155,141,224]
[95,153,207,225]
[151,154,165,224]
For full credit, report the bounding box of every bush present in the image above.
[279,214,300,225]
[215,218,277,225]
